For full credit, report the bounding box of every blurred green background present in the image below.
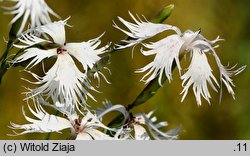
[0,0,249,140]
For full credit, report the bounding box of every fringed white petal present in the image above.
[97,100,129,122]
[37,20,67,45]
[37,97,78,116]
[15,32,48,48]
[93,69,111,87]
[73,111,118,140]
[9,103,71,135]
[66,34,109,72]
[148,124,180,140]
[134,125,150,140]
[24,54,96,108]
[213,53,246,100]
[136,34,184,85]
[4,0,59,35]
[190,36,246,101]
[81,111,114,132]
[184,30,223,52]
[181,49,219,106]
[133,111,179,140]
[15,19,67,47]
[15,48,56,68]
[195,34,223,49]
[114,12,181,49]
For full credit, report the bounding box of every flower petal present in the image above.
[133,125,150,140]
[9,103,71,135]
[15,32,49,49]
[66,34,109,72]
[114,12,181,49]
[81,111,114,132]
[181,49,219,106]
[134,111,179,140]
[213,53,246,100]
[97,100,129,122]
[136,34,184,85]
[37,20,67,45]
[24,54,96,108]
[190,37,246,101]
[15,48,56,69]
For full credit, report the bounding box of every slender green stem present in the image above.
[0,14,24,84]
[44,131,53,140]
[0,42,14,83]
[108,62,177,128]
[127,62,176,111]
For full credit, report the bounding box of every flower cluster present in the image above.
[9,100,179,140]
[2,0,245,140]
[114,13,246,106]
[6,0,181,140]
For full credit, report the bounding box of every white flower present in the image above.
[113,12,181,49]
[14,20,109,108]
[181,49,219,106]
[9,103,117,140]
[202,42,247,101]
[180,31,246,105]
[95,101,179,140]
[127,111,180,140]
[4,0,59,35]
[115,12,246,105]
[136,30,202,85]
[124,20,245,105]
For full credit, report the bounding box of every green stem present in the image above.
[108,62,177,128]
[127,62,176,111]
[0,14,24,84]
[0,42,14,83]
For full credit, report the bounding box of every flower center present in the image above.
[72,117,94,135]
[57,47,67,55]
[73,119,83,134]
[127,113,141,127]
